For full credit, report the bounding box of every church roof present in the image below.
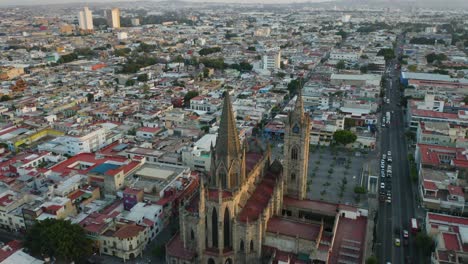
[215,93,241,159]
[238,167,280,222]
[166,233,196,260]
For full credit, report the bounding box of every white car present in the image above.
[382,154,387,160]
[380,182,385,189]
[387,150,392,156]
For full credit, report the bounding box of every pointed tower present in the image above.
[210,93,244,191]
[283,88,310,200]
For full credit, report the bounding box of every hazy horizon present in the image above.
[2,0,331,8]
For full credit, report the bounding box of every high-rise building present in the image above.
[107,8,121,29]
[78,7,93,31]
[262,50,281,70]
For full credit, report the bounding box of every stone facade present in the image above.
[166,92,365,264]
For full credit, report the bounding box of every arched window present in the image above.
[239,240,244,252]
[212,208,218,248]
[208,258,215,264]
[223,208,231,248]
[291,147,298,160]
[291,173,296,181]
[190,229,194,240]
[219,172,227,188]
[250,240,254,252]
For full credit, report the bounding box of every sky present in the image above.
[0,0,330,7]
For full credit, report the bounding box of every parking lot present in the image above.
[306,145,371,207]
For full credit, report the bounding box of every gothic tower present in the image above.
[283,89,310,200]
[210,93,244,191]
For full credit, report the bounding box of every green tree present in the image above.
[203,68,210,78]
[86,93,94,102]
[184,91,199,107]
[0,95,11,102]
[137,73,149,82]
[247,46,256,51]
[426,53,448,64]
[287,78,304,96]
[408,65,418,72]
[416,232,434,255]
[24,219,92,262]
[354,186,367,194]
[463,95,468,105]
[377,48,395,61]
[336,60,346,71]
[333,130,357,146]
[125,79,135,86]
[199,47,222,56]
[366,256,378,264]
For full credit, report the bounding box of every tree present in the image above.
[247,46,256,51]
[336,60,346,71]
[463,95,468,105]
[125,79,135,86]
[426,53,448,64]
[408,65,418,72]
[287,78,304,96]
[366,256,378,264]
[137,73,149,82]
[377,48,395,61]
[0,95,11,102]
[416,232,434,255]
[86,93,94,102]
[24,219,92,262]
[184,91,199,107]
[199,47,221,56]
[333,130,357,146]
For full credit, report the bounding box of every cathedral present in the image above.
[166,92,369,264]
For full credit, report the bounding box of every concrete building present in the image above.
[107,8,121,29]
[78,7,94,31]
[262,51,281,71]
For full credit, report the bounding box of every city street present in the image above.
[376,35,422,264]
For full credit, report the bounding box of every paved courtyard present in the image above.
[306,145,371,208]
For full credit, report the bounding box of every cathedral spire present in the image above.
[294,83,304,114]
[215,93,241,159]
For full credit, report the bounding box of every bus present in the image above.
[386,112,391,125]
[410,218,419,233]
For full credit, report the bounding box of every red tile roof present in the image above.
[423,180,438,191]
[68,190,85,201]
[412,109,458,120]
[113,224,145,239]
[328,216,367,264]
[448,185,464,197]
[0,194,14,207]
[266,217,321,241]
[50,153,128,176]
[442,233,460,251]
[428,213,468,226]
[0,240,22,262]
[238,169,279,222]
[283,196,338,216]
[166,233,196,260]
[138,127,162,133]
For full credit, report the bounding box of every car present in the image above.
[395,238,401,247]
[381,163,385,169]
[403,230,409,238]
[382,154,387,160]
[388,156,393,163]
[380,182,385,189]
[387,150,392,156]
[386,197,392,203]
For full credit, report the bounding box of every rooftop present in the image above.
[266,217,321,241]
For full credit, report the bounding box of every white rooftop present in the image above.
[1,250,44,264]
